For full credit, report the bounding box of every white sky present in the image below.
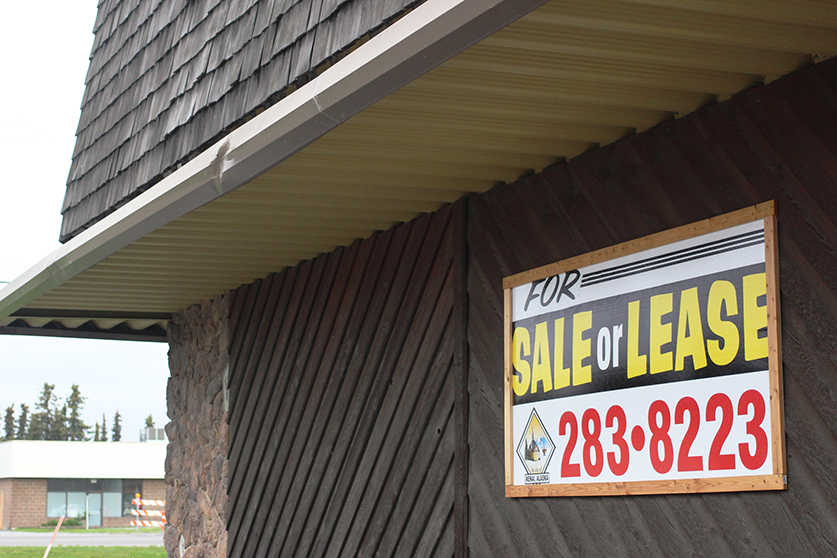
[0,3,169,441]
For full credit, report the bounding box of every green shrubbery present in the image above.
[40,517,83,528]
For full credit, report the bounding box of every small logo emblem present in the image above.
[516,408,555,480]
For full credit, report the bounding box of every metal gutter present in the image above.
[0,0,547,322]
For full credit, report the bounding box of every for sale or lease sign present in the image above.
[503,202,786,497]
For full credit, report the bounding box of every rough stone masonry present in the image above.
[165,296,230,558]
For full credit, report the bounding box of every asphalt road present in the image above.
[0,530,163,546]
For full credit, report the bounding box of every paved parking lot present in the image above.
[0,530,163,546]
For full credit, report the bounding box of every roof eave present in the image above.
[0,0,547,326]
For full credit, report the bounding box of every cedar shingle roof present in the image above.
[62,0,417,242]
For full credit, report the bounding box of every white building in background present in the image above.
[0,440,165,529]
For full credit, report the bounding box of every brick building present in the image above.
[0,440,165,529]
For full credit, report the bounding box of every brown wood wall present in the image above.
[226,205,465,558]
[225,59,837,556]
[467,59,837,556]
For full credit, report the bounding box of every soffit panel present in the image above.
[14,0,837,322]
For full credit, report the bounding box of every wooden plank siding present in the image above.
[222,59,836,556]
[226,205,462,557]
[467,59,837,556]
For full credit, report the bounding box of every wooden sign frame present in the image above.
[503,201,786,497]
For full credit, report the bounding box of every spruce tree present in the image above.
[100,413,108,442]
[94,423,100,442]
[16,404,28,440]
[29,383,56,440]
[3,405,14,440]
[66,385,89,441]
[50,405,69,441]
[28,414,44,440]
[112,411,122,442]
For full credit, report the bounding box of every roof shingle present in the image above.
[62,0,418,242]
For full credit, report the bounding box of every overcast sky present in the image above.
[0,3,169,441]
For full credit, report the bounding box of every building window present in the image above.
[46,478,145,519]
[46,491,66,518]
[122,480,142,517]
[67,492,86,519]
[102,479,122,518]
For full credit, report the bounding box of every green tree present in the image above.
[66,385,89,441]
[145,415,155,428]
[112,411,122,442]
[49,405,69,441]
[28,414,44,439]
[3,405,14,440]
[100,413,108,442]
[16,404,28,439]
[94,422,100,442]
[29,383,56,440]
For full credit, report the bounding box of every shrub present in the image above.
[40,517,83,528]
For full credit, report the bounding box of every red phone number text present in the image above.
[557,390,768,477]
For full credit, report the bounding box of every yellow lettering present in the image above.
[675,287,707,371]
[743,272,768,361]
[531,321,552,394]
[553,318,571,390]
[649,293,674,374]
[627,300,647,378]
[572,311,592,385]
[512,327,531,397]
[707,280,739,366]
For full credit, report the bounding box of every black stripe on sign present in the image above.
[582,229,764,285]
[581,238,765,288]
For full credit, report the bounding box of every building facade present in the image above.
[0,1,836,557]
[0,441,166,529]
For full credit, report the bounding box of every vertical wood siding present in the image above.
[221,59,836,557]
[226,206,460,557]
[467,59,837,557]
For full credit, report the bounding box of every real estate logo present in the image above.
[516,408,554,484]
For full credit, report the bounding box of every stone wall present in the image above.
[164,296,230,558]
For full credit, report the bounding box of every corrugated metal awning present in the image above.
[2,0,836,340]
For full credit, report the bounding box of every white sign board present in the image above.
[503,202,785,497]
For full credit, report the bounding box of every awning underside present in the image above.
[0,310,168,342]
[2,0,837,338]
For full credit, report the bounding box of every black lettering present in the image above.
[540,275,560,306]
[524,278,545,312]
[557,269,581,303]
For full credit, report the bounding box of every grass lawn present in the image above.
[15,528,161,534]
[0,548,165,557]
